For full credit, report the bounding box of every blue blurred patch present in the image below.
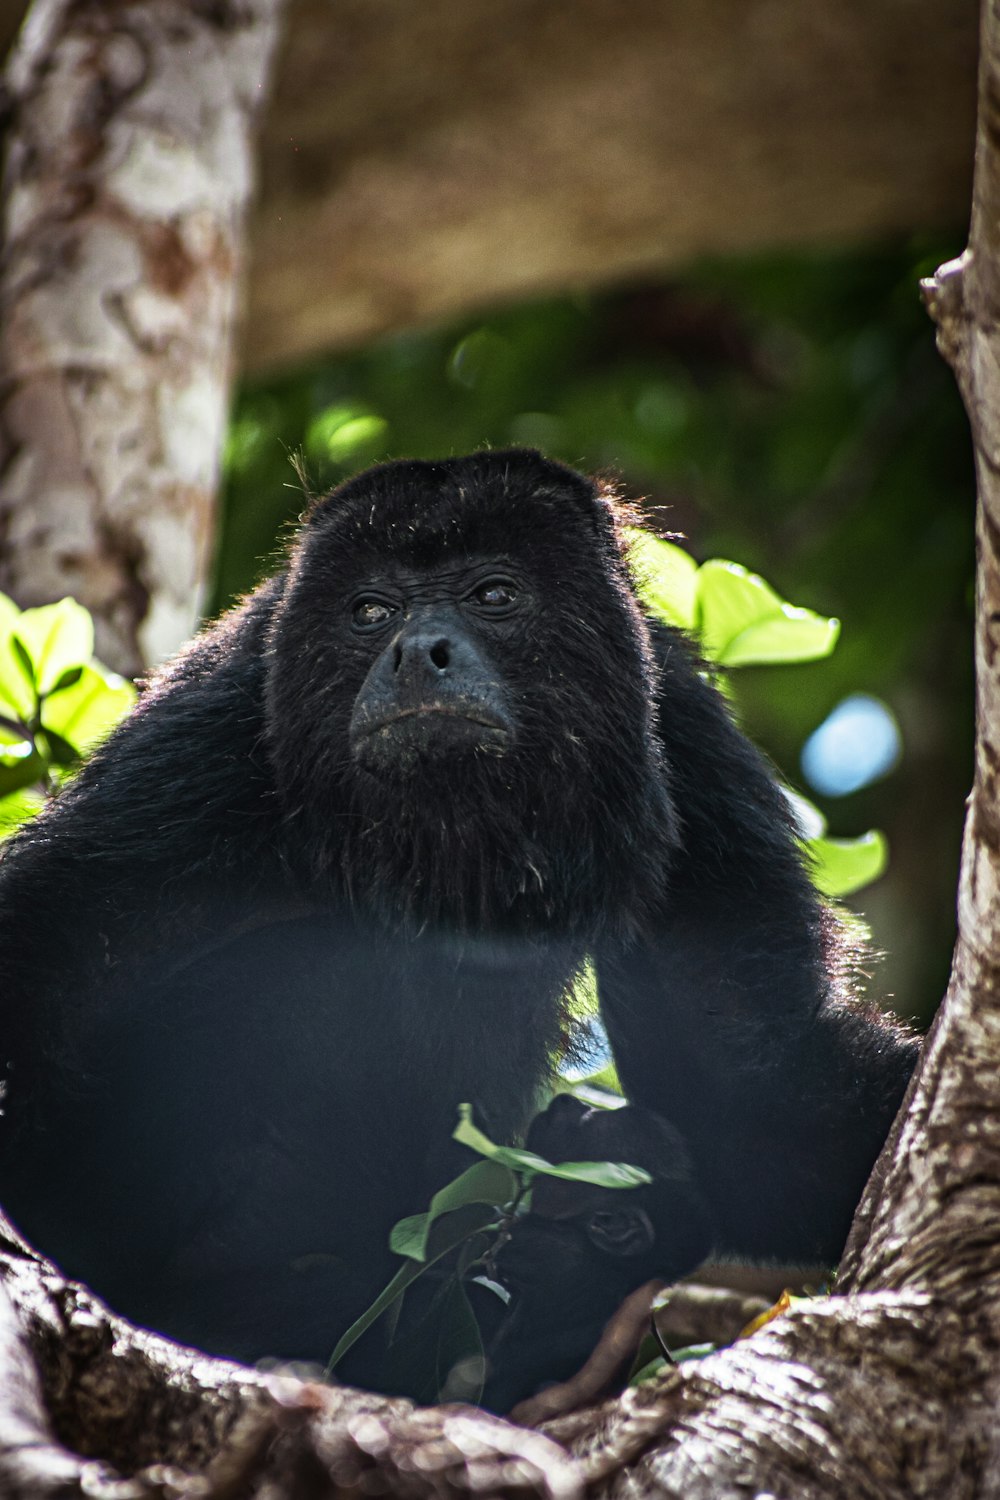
[801,694,902,798]
[560,1015,612,1080]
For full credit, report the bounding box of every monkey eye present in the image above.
[352,598,396,630]
[471,579,519,610]
[585,1206,655,1258]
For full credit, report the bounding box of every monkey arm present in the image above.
[595,622,918,1265]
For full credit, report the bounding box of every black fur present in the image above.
[483,1094,713,1411]
[0,449,916,1389]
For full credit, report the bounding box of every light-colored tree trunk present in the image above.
[0,0,287,676]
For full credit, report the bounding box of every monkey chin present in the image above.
[350,705,512,776]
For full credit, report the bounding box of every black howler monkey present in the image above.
[0,450,916,1394]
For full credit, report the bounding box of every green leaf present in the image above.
[718,609,841,667]
[374,1270,487,1407]
[50,666,84,694]
[37,728,81,769]
[537,1156,652,1187]
[14,599,94,697]
[390,1159,515,1262]
[696,561,840,667]
[389,1213,431,1261]
[327,1200,498,1372]
[453,1104,652,1187]
[628,530,699,630]
[0,593,20,635]
[306,404,389,464]
[435,1277,485,1404]
[0,723,33,765]
[0,748,48,799]
[326,1260,421,1374]
[807,830,888,897]
[0,786,45,834]
[627,542,840,666]
[669,1342,717,1363]
[0,594,35,721]
[40,663,135,755]
[569,1063,623,1098]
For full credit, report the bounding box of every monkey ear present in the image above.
[585,1205,656,1258]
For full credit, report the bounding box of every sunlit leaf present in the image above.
[628,543,840,666]
[306,404,388,464]
[0,594,20,634]
[40,663,135,755]
[0,593,35,721]
[390,1159,514,1263]
[453,1103,651,1187]
[628,531,699,631]
[14,599,94,697]
[0,749,47,800]
[719,609,840,667]
[0,722,33,765]
[806,830,888,897]
[696,561,839,666]
[569,1066,624,1100]
[0,786,45,834]
[38,728,81,769]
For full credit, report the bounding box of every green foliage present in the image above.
[629,531,840,666]
[630,531,883,897]
[0,594,135,833]
[389,1159,518,1264]
[452,1101,652,1188]
[809,830,888,899]
[326,1199,498,1384]
[327,1104,652,1400]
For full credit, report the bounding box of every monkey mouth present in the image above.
[355,701,510,735]
[350,702,513,765]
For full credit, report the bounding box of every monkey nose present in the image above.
[392,634,452,674]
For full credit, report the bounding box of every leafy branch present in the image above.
[327,1104,652,1404]
[0,594,135,833]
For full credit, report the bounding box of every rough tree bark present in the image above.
[1,8,999,1500]
[0,0,288,676]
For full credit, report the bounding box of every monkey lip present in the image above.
[350,703,513,768]
[356,703,512,740]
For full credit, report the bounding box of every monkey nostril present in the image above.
[392,641,403,672]
[430,639,450,670]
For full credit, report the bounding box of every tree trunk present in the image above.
[0,0,287,676]
[1,3,999,1497]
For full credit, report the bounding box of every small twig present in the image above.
[509,1279,666,1427]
